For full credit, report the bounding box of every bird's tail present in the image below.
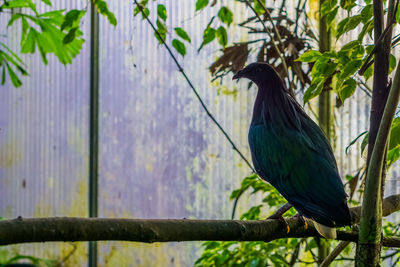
[313,221,336,239]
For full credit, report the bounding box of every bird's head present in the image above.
[232,63,283,88]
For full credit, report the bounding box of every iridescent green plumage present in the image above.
[234,63,351,231]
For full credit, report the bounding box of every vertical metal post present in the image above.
[89,1,99,267]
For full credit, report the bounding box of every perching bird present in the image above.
[233,63,351,239]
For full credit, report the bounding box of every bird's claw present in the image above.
[294,213,308,230]
[278,215,290,234]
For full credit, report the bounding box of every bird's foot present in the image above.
[294,213,308,230]
[279,216,290,234]
[267,202,293,220]
[267,214,290,234]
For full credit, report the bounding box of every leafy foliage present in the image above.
[133,2,191,57]
[1,0,117,87]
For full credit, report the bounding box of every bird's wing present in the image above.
[248,123,350,226]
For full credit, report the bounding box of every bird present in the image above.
[232,62,351,239]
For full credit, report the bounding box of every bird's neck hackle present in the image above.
[251,81,302,131]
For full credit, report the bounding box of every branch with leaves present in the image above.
[0,0,116,87]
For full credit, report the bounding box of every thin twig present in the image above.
[320,241,351,267]
[55,243,77,267]
[253,0,295,92]
[134,0,255,173]
[243,1,290,82]
[255,0,285,52]
[358,0,398,76]
[294,0,303,34]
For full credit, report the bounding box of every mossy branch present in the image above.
[357,57,400,265]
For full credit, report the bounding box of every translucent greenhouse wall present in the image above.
[1,1,400,266]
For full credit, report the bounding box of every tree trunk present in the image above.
[355,0,396,265]
[317,0,331,262]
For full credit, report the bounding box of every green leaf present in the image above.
[345,131,368,154]
[195,0,209,11]
[63,27,78,44]
[95,0,117,26]
[134,0,149,18]
[1,66,6,85]
[0,43,23,64]
[40,0,51,5]
[61,9,81,31]
[337,15,363,39]
[296,50,322,62]
[396,2,400,24]
[340,0,356,11]
[338,78,357,101]
[326,6,339,29]
[254,0,265,15]
[21,28,36,53]
[172,39,186,56]
[218,6,233,26]
[340,59,362,80]
[361,5,373,23]
[303,77,324,103]
[1,0,36,9]
[361,134,369,156]
[340,40,361,52]
[155,19,167,43]
[157,4,167,21]
[6,63,22,87]
[363,64,373,80]
[198,27,216,52]
[389,118,400,149]
[174,27,191,43]
[358,19,374,41]
[389,54,397,74]
[321,0,338,17]
[216,26,228,47]
[336,17,350,38]
[388,147,400,167]
[21,17,30,45]
[7,13,22,27]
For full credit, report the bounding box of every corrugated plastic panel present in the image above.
[0,1,90,265]
[97,1,255,266]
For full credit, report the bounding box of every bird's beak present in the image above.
[232,70,243,80]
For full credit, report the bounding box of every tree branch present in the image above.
[1,195,400,246]
[320,241,350,267]
[357,53,400,265]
